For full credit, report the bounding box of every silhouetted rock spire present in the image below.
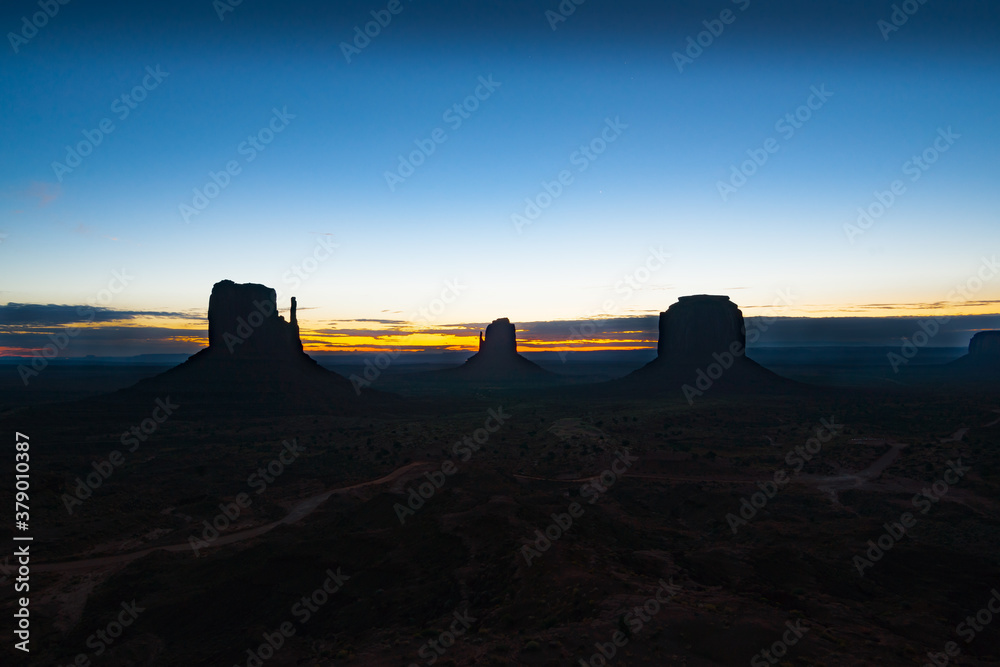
[121,279,375,412]
[207,280,303,358]
[456,317,547,379]
[479,318,518,358]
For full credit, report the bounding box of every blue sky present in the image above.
[1,0,999,354]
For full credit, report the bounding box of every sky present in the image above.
[1,0,999,356]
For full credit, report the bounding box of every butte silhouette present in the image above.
[941,330,1000,385]
[448,318,550,380]
[619,295,793,398]
[955,331,1000,367]
[121,280,375,412]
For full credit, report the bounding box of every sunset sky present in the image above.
[2,0,999,356]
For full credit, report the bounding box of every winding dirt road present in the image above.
[33,461,436,573]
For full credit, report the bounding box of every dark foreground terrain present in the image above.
[0,355,998,666]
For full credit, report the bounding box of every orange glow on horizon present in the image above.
[0,346,46,356]
[3,303,998,356]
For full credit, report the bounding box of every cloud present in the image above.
[515,317,658,340]
[0,303,190,326]
[0,325,205,357]
[341,318,409,325]
[50,221,129,244]
[815,300,1000,313]
[743,315,1000,347]
[25,181,61,207]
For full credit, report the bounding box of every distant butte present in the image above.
[207,280,304,358]
[657,295,745,364]
[623,294,794,397]
[120,280,377,412]
[455,318,549,379]
[968,331,1000,362]
[944,329,1000,382]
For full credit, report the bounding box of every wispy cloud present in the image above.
[342,318,409,325]
[0,303,190,326]
[842,300,1000,312]
[0,326,205,357]
[25,181,61,207]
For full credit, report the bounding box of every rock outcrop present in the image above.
[622,295,793,396]
[119,280,375,412]
[939,329,1000,384]
[455,318,548,379]
[968,331,1000,361]
[206,280,303,358]
[657,295,745,364]
[478,318,518,358]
